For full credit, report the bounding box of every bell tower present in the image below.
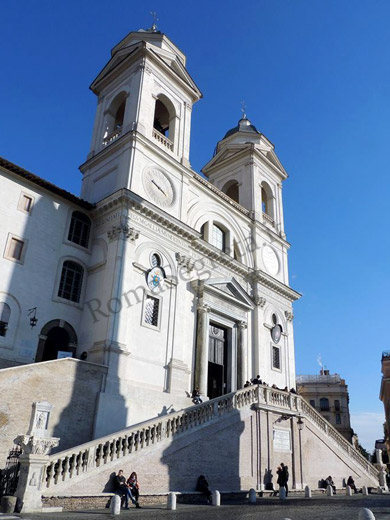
[80,26,202,203]
[202,114,287,239]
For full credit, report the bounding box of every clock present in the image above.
[143,167,175,208]
[147,267,165,293]
[262,245,279,276]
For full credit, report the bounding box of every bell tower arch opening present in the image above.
[103,91,128,145]
[152,94,176,149]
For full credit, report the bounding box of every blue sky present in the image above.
[1,0,389,450]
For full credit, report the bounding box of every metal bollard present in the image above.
[346,485,352,496]
[248,488,257,503]
[327,485,333,496]
[304,485,311,498]
[110,495,121,515]
[358,508,376,520]
[362,486,368,496]
[167,492,177,510]
[212,490,220,506]
[279,486,286,500]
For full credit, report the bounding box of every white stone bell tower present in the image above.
[202,113,290,287]
[202,114,287,239]
[80,26,202,203]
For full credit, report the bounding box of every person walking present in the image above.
[196,474,212,504]
[280,463,289,497]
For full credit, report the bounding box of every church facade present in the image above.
[0,28,300,439]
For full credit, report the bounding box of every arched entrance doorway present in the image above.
[35,320,77,362]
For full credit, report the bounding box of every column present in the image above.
[195,303,210,396]
[238,321,248,388]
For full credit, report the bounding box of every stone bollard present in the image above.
[167,492,177,510]
[327,485,333,496]
[249,488,257,503]
[304,485,311,498]
[0,495,17,513]
[110,495,121,515]
[358,508,376,520]
[362,486,368,496]
[346,485,352,496]
[279,486,287,500]
[377,486,383,495]
[212,490,220,506]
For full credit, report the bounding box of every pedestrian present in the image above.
[347,475,357,493]
[196,474,212,504]
[325,475,336,494]
[192,387,202,405]
[114,469,137,509]
[280,463,289,497]
[127,471,141,508]
[276,466,283,496]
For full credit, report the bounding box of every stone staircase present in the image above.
[39,385,378,499]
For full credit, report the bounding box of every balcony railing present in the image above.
[102,127,122,146]
[152,128,173,151]
[262,212,274,226]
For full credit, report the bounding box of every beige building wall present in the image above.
[297,370,354,442]
[0,358,107,467]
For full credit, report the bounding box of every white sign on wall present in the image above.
[273,429,291,452]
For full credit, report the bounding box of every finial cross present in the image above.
[240,100,247,118]
[150,11,159,31]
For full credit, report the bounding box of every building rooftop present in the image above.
[0,156,94,210]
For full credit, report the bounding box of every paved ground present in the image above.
[2,495,390,520]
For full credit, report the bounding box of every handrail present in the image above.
[42,385,378,490]
[42,386,258,490]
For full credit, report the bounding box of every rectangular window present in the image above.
[18,193,34,213]
[336,414,341,425]
[144,295,160,327]
[272,345,280,370]
[8,238,24,261]
[310,399,315,408]
[334,400,340,411]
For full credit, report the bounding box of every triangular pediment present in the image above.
[204,278,254,309]
[90,43,142,91]
[202,144,251,174]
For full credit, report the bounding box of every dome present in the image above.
[223,116,260,139]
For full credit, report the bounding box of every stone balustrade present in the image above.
[102,128,122,146]
[152,128,174,151]
[41,385,378,492]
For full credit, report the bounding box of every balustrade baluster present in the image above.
[46,464,53,487]
[95,444,102,467]
[62,457,69,481]
[103,442,109,464]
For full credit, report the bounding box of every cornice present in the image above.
[251,270,301,302]
[192,172,250,217]
[191,238,249,278]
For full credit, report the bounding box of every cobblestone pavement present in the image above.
[4,495,390,520]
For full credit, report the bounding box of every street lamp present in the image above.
[27,307,38,329]
[297,417,304,431]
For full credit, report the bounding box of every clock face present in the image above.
[143,168,175,208]
[262,245,279,276]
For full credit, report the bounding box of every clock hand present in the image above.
[152,179,167,197]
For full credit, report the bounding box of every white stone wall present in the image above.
[0,358,107,467]
[0,169,90,365]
